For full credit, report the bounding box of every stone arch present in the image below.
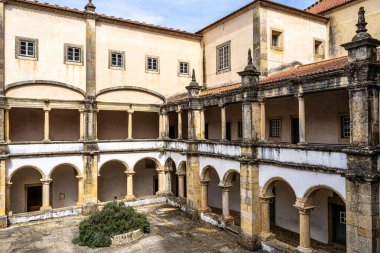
[132,157,161,172]
[9,166,45,214]
[49,163,81,178]
[177,161,186,175]
[98,160,129,202]
[133,157,160,198]
[164,158,176,172]
[221,169,240,187]
[9,165,45,182]
[201,165,220,182]
[302,184,346,206]
[261,177,297,198]
[98,159,129,176]
[50,164,79,208]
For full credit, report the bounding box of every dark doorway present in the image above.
[226,122,232,141]
[270,187,276,229]
[171,171,178,197]
[291,118,300,144]
[153,176,159,195]
[332,204,346,245]
[27,185,42,212]
[205,123,209,139]
[169,126,176,139]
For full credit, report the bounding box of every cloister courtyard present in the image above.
[0,203,257,253]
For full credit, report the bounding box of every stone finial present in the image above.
[85,0,96,12]
[352,7,371,41]
[186,69,201,98]
[191,69,196,82]
[244,49,257,72]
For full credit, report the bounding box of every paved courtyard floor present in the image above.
[0,204,259,253]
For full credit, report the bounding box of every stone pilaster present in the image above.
[341,7,380,253]
[0,159,6,228]
[82,152,98,214]
[0,0,6,95]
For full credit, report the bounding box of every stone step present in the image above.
[225,224,241,236]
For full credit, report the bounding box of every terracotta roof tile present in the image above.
[12,0,201,39]
[306,0,356,14]
[197,48,380,97]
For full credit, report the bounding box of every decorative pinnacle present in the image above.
[192,69,196,82]
[248,49,253,65]
[85,0,96,12]
[356,7,368,34]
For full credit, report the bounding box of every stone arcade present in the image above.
[0,0,379,252]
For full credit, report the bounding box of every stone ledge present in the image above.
[9,207,82,225]
[111,229,144,246]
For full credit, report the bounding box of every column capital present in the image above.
[127,110,134,114]
[43,107,51,112]
[219,183,232,190]
[76,175,84,181]
[258,98,267,104]
[125,170,135,175]
[5,181,12,188]
[260,196,274,203]
[200,179,210,185]
[41,178,52,184]
[296,93,305,100]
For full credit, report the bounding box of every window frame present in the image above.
[16,36,38,60]
[216,41,231,74]
[64,43,84,65]
[269,119,282,138]
[178,60,190,76]
[340,116,350,139]
[270,28,284,51]
[109,50,125,70]
[313,38,325,59]
[146,55,160,74]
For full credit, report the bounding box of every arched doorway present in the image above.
[10,167,44,214]
[50,164,79,209]
[134,158,159,198]
[177,161,187,198]
[98,161,127,202]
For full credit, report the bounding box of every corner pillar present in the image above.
[186,153,202,209]
[76,176,84,207]
[83,154,98,206]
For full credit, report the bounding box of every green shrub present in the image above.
[73,202,150,248]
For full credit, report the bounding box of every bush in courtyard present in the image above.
[72,202,150,248]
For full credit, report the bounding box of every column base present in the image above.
[238,233,261,251]
[124,195,136,201]
[76,202,83,208]
[0,215,7,229]
[222,215,234,224]
[260,231,274,241]
[296,246,314,253]
[40,206,52,212]
[199,207,212,213]
[156,191,173,196]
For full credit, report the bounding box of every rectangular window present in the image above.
[271,29,284,50]
[147,56,159,72]
[238,121,243,138]
[314,39,325,58]
[16,37,38,60]
[109,50,125,69]
[341,116,350,138]
[179,61,189,75]
[217,41,231,72]
[65,44,83,64]
[269,119,281,137]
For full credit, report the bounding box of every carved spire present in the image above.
[85,0,96,12]
[244,48,258,72]
[192,69,196,82]
[352,7,371,41]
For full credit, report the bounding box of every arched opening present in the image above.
[134,158,159,198]
[164,158,177,196]
[262,178,298,244]
[202,166,222,214]
[98,161,127,202]
[177,161,187,198]
[223,170,241,226]
[10,167,43,214]
[304,186,346,250]
[50,164,78,209]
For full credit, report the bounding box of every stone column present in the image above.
[4,108,9,143]
[164,113,169,139]
[200,180,211,212]
[5,182,11,216]
[125,170,135,200]
[221,186,232,220]
[200,109,205,139]
[156,166,165,195]
[296,207,314,253]
[127,111,133,140]
[220,105,226,140]
[177,110,182,139]
[177,173,185,198]
[40,178,52,211]
[260,100,266,142]
[43,108,50,142]
[298,94,306,144]
[83,154,98,208]
[76,176,84,207]
[79,109,84,141]
[260,196,274,239]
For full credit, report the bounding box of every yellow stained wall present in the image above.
[324,0,380,58]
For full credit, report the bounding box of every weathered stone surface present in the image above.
[0,214,6,228]
[111,229,143,246]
